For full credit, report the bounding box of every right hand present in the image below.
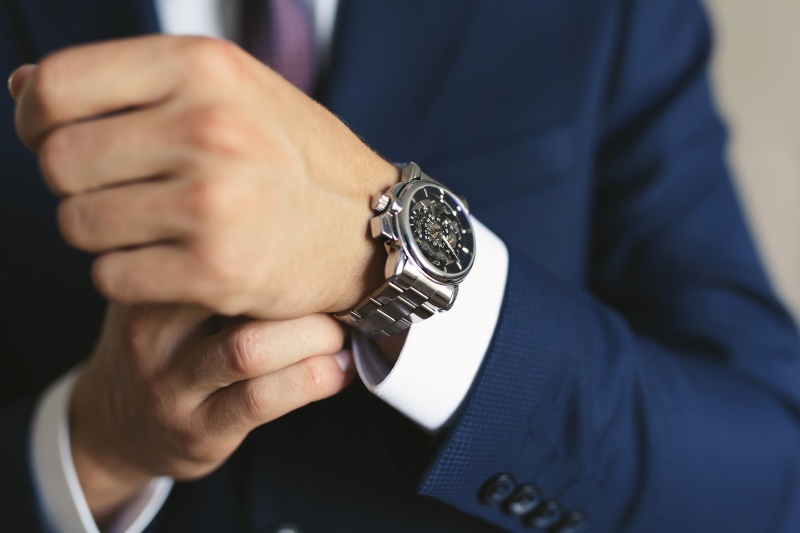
[69,304,354,524]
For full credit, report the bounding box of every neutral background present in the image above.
[704,0,800,322]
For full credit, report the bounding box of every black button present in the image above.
[554,510,589,533]
[479,474,517,505]
[504,484,543,516]
[524,500,563,529]
[270,524,303,533]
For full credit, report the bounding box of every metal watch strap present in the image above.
[335,263,457,338]
[335,162,470,338]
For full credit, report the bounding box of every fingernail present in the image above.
[333,349,353,372]
[8,64,36,100]
[7,70,16,96]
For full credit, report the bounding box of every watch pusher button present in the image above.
[372,193,391,213]
[400,161,422,182]
[370,215,396,241]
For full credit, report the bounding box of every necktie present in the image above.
[242,0,317,93]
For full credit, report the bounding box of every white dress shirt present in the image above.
[30,1,510,531]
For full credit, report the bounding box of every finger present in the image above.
[58,177,191,253]
[92,244,200,305]
[15,35,185,149]
[200,351,355,436]
[8,64,37,101]
[38,104,183,196]
[174,314,346,395]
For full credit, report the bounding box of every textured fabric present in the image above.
[243,0,317,92]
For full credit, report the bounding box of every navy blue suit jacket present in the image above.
[1,0,799,531]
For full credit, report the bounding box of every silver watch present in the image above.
[335,162,476,337]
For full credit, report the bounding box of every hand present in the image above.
[9,35,399,319]
[69,303,354,524]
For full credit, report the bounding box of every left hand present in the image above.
[70,304,353,524]
[10,35,398,319]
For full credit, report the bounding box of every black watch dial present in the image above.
[405,182,475,280]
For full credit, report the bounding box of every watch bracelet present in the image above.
[335,260,457,338]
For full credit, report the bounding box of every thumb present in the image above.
[8,64,37,101]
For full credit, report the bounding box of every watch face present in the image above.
[401,182,475,281]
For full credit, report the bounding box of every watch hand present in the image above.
[442,235,462,269]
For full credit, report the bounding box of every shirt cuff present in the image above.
[353,218,509,431]
[31,368,174,533]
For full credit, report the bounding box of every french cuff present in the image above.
[353,218,508,431]
[31,368,173,533]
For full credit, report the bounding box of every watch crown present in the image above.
[372,193,391,213]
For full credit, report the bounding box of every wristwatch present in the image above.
[335,162,476,337]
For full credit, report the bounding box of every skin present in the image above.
[9,35,402,524]
[10,35,399,318]
[72,306,355,526]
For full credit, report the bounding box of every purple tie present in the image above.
[243,0,317,93]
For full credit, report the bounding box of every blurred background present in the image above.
[704,0,800,322]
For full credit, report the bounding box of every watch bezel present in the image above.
[397,180,475,283]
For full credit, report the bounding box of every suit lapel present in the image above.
[10,0,159,59]
[321,0,587,167]
[320,0,483,163]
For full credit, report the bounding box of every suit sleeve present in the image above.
[0,393,48,531]
[414,1,800,531]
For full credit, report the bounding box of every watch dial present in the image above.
[407,184,474,278]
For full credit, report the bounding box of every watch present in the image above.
[335,162,476,337]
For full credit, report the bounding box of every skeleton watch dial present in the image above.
[404,182,475,280]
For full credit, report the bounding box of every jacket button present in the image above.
[271,523,303,533]
[504,484,543,516]
[479,474,517,505]
[524,499,563,529]
[554,510,589,533]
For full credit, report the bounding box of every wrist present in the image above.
[70,440,151,527]
[324,156,401,313]
[70,372,152,525]
[332,162,476,337]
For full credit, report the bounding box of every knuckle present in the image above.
[296,357,334,397]
[38,130,75,195]
[191,242,249,309]
[196,241,239,284]
[180,37,245,82]
[181,178,227,222]
[172,423,210,463]
[57,198,86,248]
[92,256,122,301]
[182,105,250,158]
[311,315,347,355]
[181,220,253,316]
[119,307,157,354]
[184,260,243,316]
[226,326,261,377]
[239,380,268,420]
[29,55,71,121]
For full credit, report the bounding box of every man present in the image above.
[1,0,799,532]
